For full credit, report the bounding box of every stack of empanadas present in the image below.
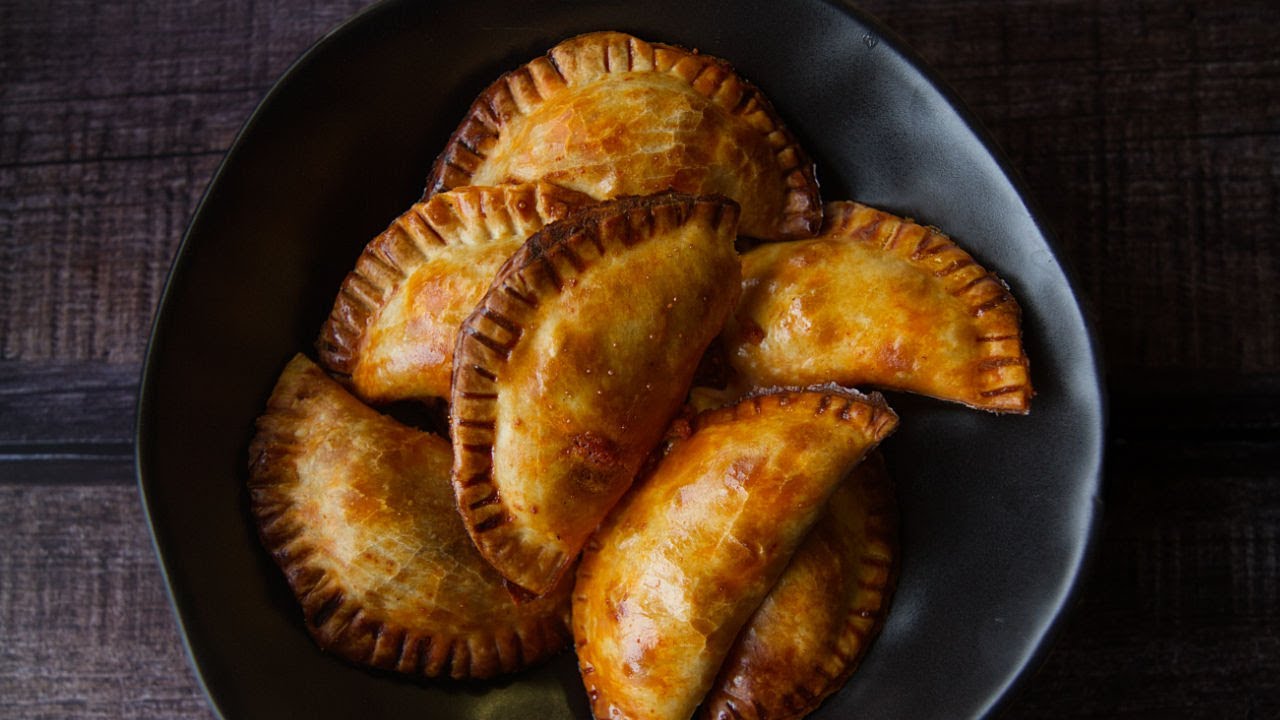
[247,30,1031,718]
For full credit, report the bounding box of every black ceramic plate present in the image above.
[137,1,1104,718]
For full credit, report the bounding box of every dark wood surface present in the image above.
[2,0,1277,717]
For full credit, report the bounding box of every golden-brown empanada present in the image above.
[427,31,820,241]
[316,182,594,404]
[573,388,898,720]
[722,201,1033,413]
[451,192,742,596]
[248,355,571,679]
[702,451,899,720]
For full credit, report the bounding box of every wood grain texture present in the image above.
[2,0,1278,717]
[1,0,370,363]
[863,0,1280,377]
[0,362,136,448]
[1009,384,1280,718]
[0,485,214,720]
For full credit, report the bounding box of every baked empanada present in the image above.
[451,192,742,596]
[573,388,898,720]
[702,451,898,720]
[317,182,593,404]
[248,355,571,679]
[722,201,1033,413]
[427,31,820,241]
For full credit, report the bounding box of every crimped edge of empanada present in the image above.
[573,386,897,720]
[692,382,899,439]
[426,30,820,239]
[248,354,572,679]
[700,451,900,720]
[315,182,592,381]
[822,201,1033,413]
[451,191,741,595]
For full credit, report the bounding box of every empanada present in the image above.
[573,388,898,720]
[702,452,898,720]
[722,201,1033,413]
[427,31,820,241]
[451,192,742,596]
[317,182,593,404]
[248,355,571,679]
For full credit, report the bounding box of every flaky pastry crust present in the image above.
[316,182,593,404]
[723,201,1033,413]
[248,355,572,679]
[427,31,820,241]
[702,451,899,720]
[451,192,742,596]
[573,388,898,720]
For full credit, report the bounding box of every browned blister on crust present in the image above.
[572,388,898,720]
[316,182,594,404]
[723,201,1034,413]
[450,192,742,596]
[702,451,899,720]
[427,30,820,241]
[248,355,572,679]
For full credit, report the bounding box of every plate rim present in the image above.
[835,0,1108,713]
[134,1,1108,717]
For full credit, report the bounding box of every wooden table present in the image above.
[3,1,1277,717]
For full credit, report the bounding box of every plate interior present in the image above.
[137,1,1104,718]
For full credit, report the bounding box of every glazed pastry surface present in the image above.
[573,388,898,720]
[317,182,592,404]
[428,31,820,241]
[702,452,899,720]
[248,355,572,679]
[723,201,1033,413]
[451,192,742,596]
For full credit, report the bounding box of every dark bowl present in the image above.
[136,1,1105,717]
